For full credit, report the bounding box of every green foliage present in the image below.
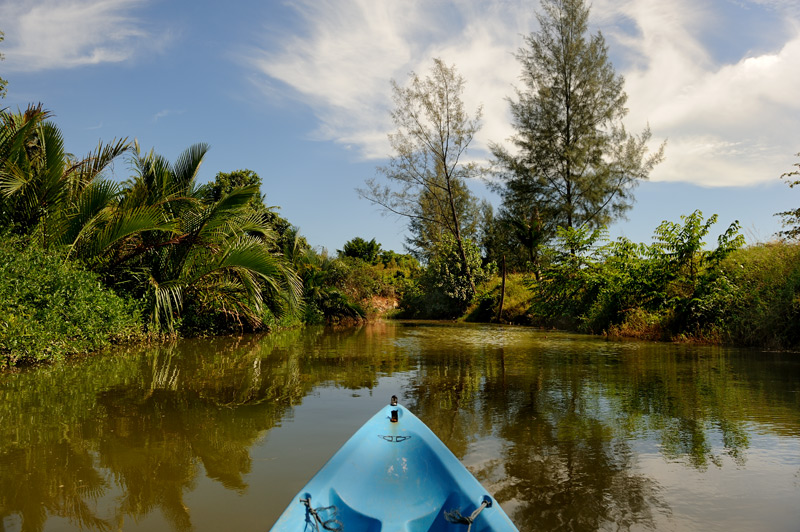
[491,0,663,268]
[465,274,532,323]
[718,243,800,348]
[377,249,418,270]
[401,236,494,318]
[404,178,486,261]
[0,115,303,337]
[482,203,551,275]
[524,212,746,338]
[582,237,660,332]
[200,169,263,204]
[775,152,800,240]
[426,237,491,311]
[526,225,608,328]
[295,245,420,323]
[0,105,131,242]
[327,257,383,302]
[651,211,744,285]
[647,211,745,334]
[79,147,302,334]
[339,237,382,264]
[511,210,798,349]
[200,168,301,254]
[293,249,366,324]
[0,237,142,367]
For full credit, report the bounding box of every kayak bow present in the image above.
[270,396,518,531]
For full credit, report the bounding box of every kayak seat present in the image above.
[328,429,459,530]
[418,491,487,532]
[330,488,382,532]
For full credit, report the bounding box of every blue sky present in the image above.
[2,0,798,253]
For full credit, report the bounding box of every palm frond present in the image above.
[220,237,303,309]
[235,209,278,242]
[0,119,68,235]
[89,205,180,263]
[193,185,263,239]
[129,148,174,206]
[0,158,32,196]
[171,142,209,195]
[0,104,50,164]
[149,277,184,332]
[190,274,265,328]
[56,179,120,254]
[73,137,131,189]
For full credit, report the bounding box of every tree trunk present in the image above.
[447,176,475,294]
[496,254,506,322]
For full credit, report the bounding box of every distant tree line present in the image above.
[1,0,798,367]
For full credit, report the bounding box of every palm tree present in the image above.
[109,144,302,332]
[1,108,302,333]
[0,104,134,249]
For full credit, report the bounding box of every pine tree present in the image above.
[492,0,664,257]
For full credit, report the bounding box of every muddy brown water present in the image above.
[1,321,799,531]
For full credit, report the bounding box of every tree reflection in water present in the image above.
[1,323,799,531]
[0,325,410,531]
[398,325,799,530]
[404,342,665,530]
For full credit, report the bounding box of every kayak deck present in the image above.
[270,399,517,531]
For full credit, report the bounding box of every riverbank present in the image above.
[0,240,145,368]
[3,238,799,370]
[457,241,800,350]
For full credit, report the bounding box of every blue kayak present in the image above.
[270,397,518,531]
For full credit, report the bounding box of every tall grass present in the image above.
[720,242,800,349]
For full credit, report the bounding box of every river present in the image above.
[1,321,799,531]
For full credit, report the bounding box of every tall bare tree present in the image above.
[360,58,482,291]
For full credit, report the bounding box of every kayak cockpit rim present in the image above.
[268,396,519,531]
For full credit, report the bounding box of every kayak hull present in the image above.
[270,402,517,531]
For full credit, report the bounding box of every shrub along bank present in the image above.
[3,228,798,369]
[718,242,800,348]
[457,218,800,350]
[0,237,143,367]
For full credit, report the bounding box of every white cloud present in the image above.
[614,0,800,186]
[249,0,532,160]
[152,108,184,123]
[250,0,800,186]
[0,0,160,71]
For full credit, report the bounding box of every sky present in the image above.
[1,0,798,253]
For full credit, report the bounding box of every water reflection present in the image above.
[0,325,410,532]
[1,322,799,531]
[403,332,666,530]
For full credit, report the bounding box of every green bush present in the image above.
[465,274,532,324]
[525,225,608,329]
[523,213,747,337]
[329,257,383,301]
[719,242,800,348]
[414,237,494,318]
[0,239,142,367]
